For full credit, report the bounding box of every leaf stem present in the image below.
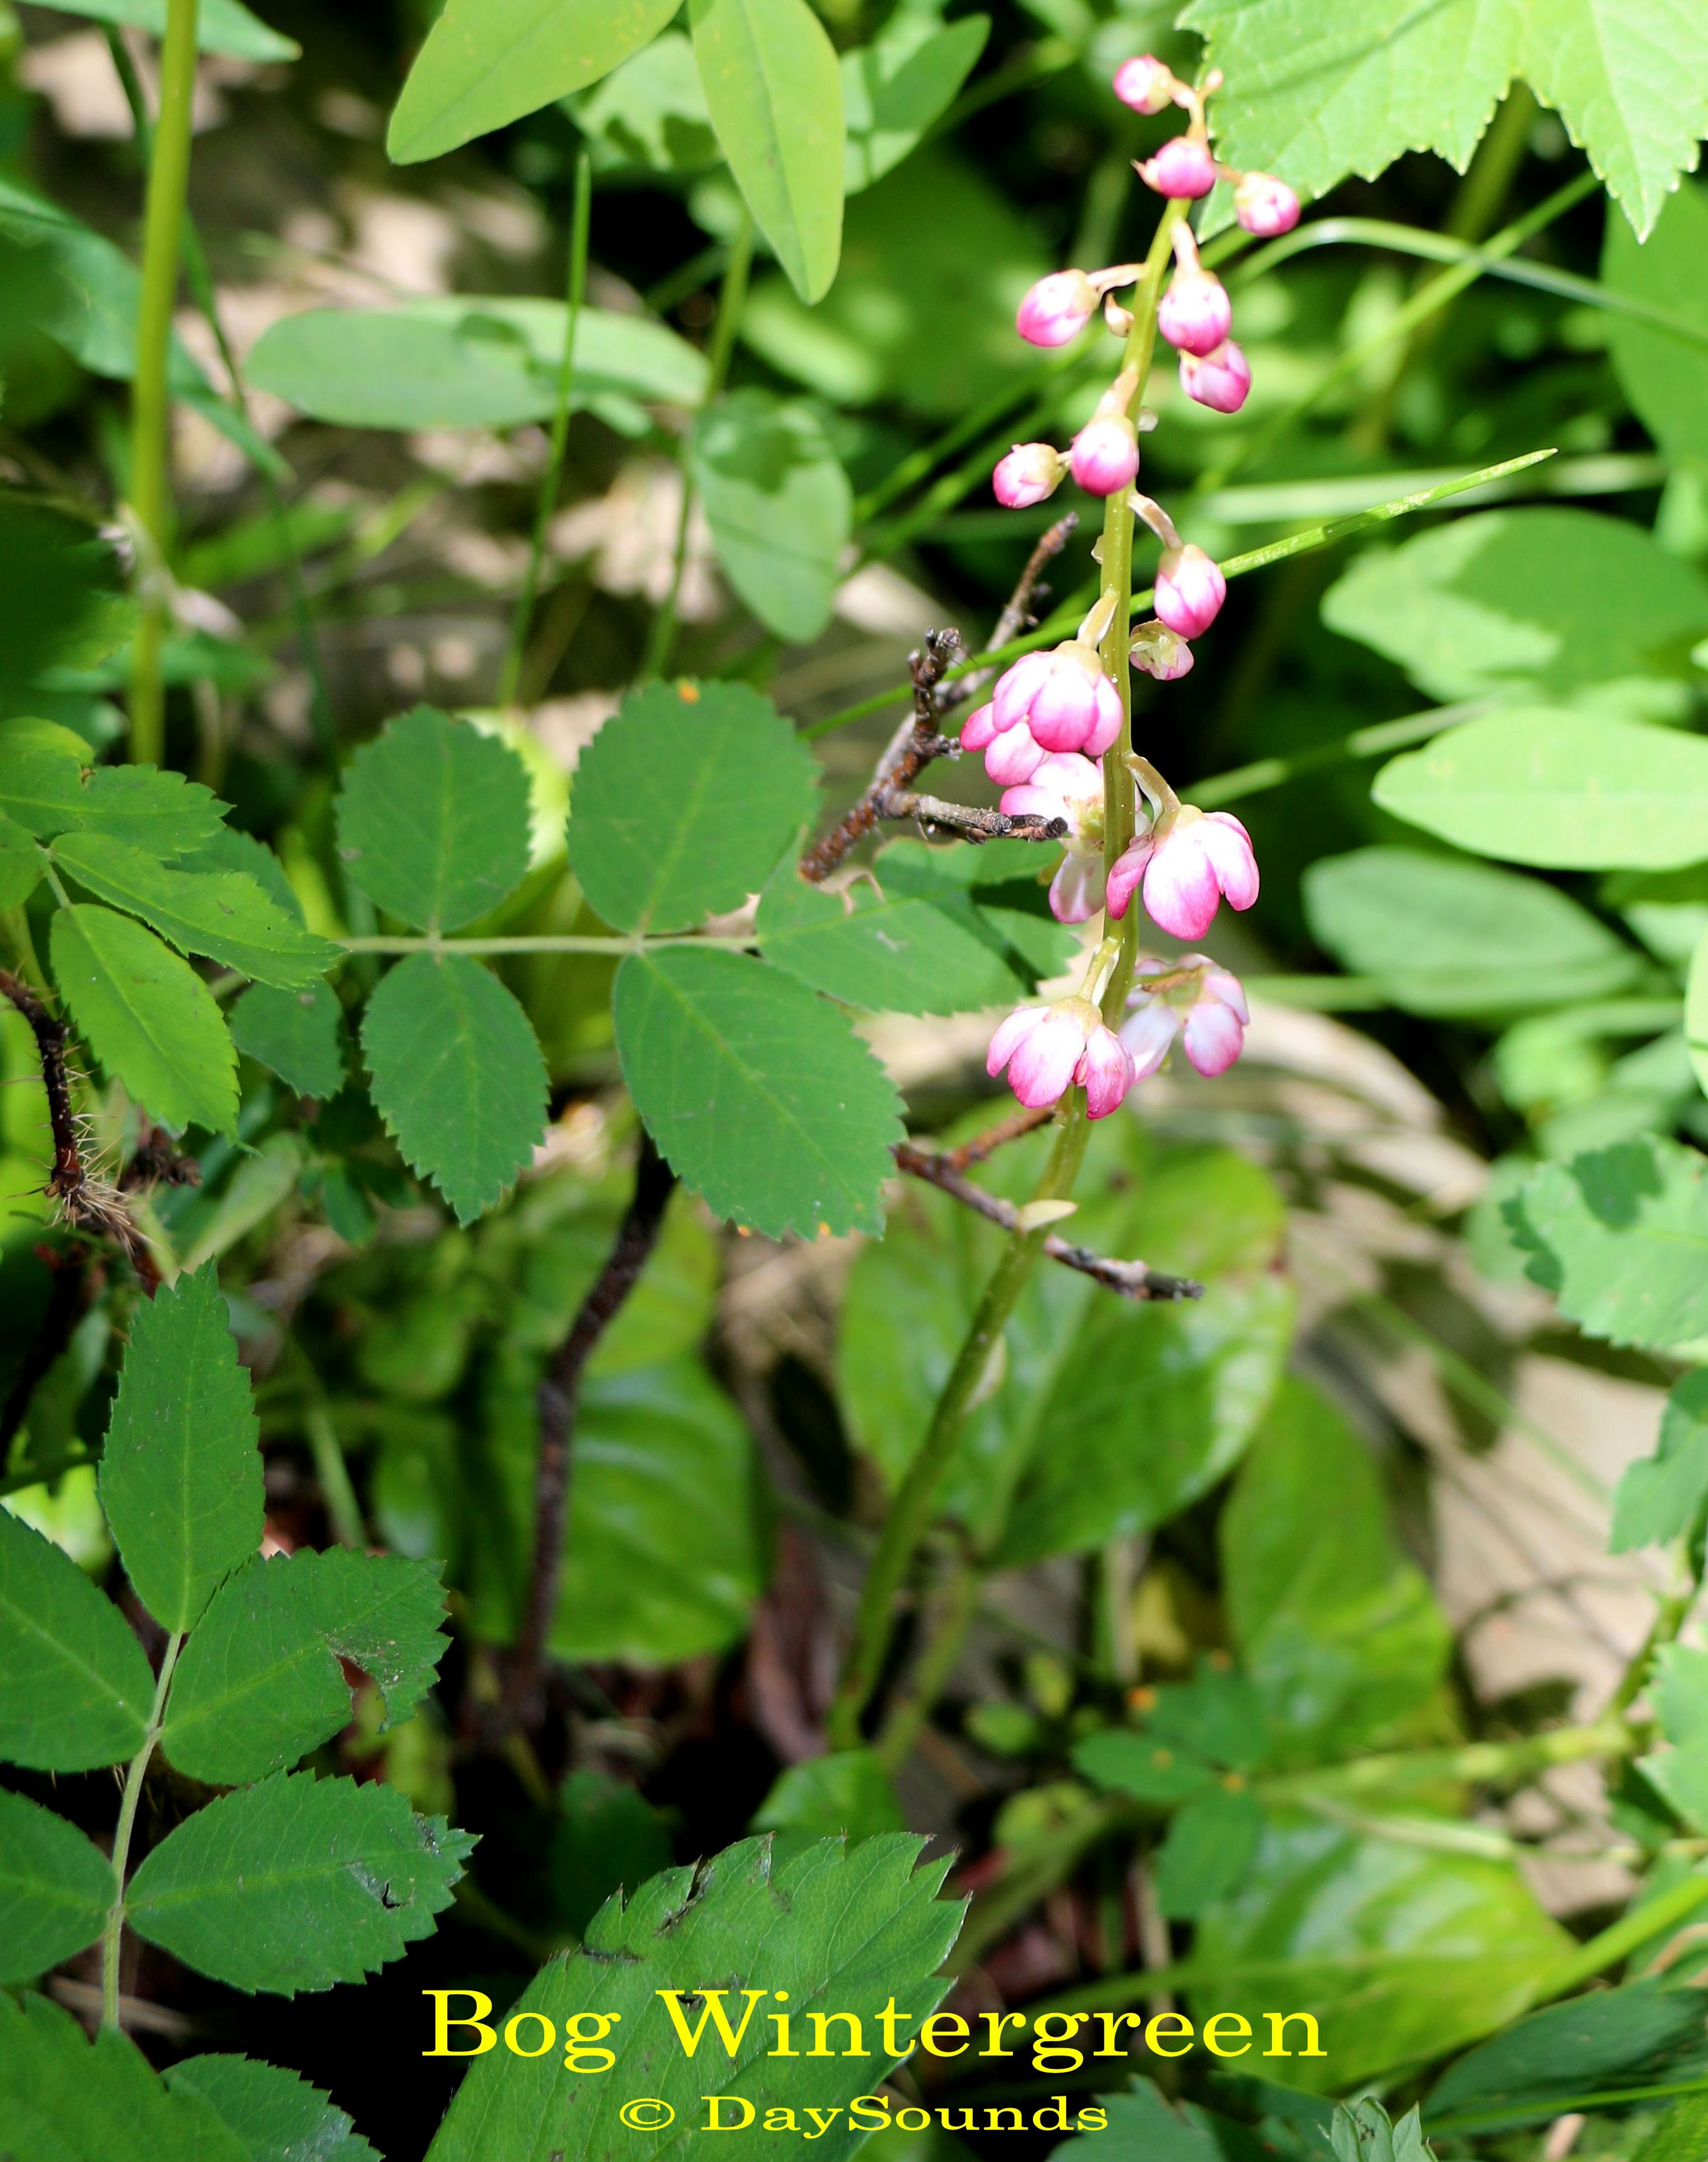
[101,1628,184,2029]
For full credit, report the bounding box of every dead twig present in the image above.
[945,1103,1056,1170]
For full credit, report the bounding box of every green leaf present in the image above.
[693,390,852,641]
[166,2057,378,2162]
[69,765,228,859]
[0,747,83,838]
[0,807,42,907]
[1055,2081,1224,2162]
[1505,1136,1708,1351]
[362,953,548,1224]
[1304,848,1643,1016]
[689,0,845,303]
[387,0,681,164]
[160,1549,449,1786]
[0,1507,153,1769]
[37,0,298,61]
[1692,922,1708,1100]
[1631,2097,1708,2162]
[338,706,532,933]
[0,1992,252,2162]
[230,981,345,1099]
[1604,179,1708,462]
[98,1264,264,1635]
[1072,1727,1221,1805]
[1154,1786,1264,1919]
[547,1771,674,1937]
[0,498,132,708]
[0,1788,113,1982]
[248,300,706,432]
[423,1835,962,2162]
[842,15,987,193]
[570,30,721,175]
[1612,1372,1708,1549]
[54,832,339,987]
[1426,1979,1708,2128]
[1323,509,1708,706]
[570,679,818,934]
[753,1750,906,1842]
[1637,1645,1708,1826]
[1222,1379,1451,1763]
[614,947,903,1238]
[127,1772,472,1996]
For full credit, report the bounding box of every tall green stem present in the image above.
[101,1629,183,2028]
[127,0,201,765]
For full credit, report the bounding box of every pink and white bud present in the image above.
[1070,414,1141,497]
[1077,1021,1137,1118]
[1129,621,1194,681]
[1136,136,1217,200]
[1119,956,1250,1079]
[1016,269,1099,348]
[1157,267,1232,357]
[991,642,1123,757]
[1112,54,1174,115]
[1154,543,1226,638]
[1182,964,1249,1074]
[1106,807,1259,939]
[994,441,1067,508]
[1000,751,1108,923]
[958,701,998,752]
[985,718,1048,785]
[1234,171,1301,238]
[1179,339,1251,414]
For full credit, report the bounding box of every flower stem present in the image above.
[127,0,201,765]
[101,1629,184,2028]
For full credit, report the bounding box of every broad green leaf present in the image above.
[70,765,228,859]
[614,947,903,1238]
[161,1549,449,1786]
[1604,180,1708,462]
[0,808,41,906]
[0,1992,252,2162]
[248,301,706,433]
[753,1750,906,1842]
[99,1265,264,1634]
[1055,2081,1224,2162]
[230,981,345,1099]
[1426,1979,1708,2126]
[1222,1379,1450,1763]
[54,832,338,987]
[338,706,531,932]
[842,15,989,193]
[0,743,84,835]
[0,1507,152,1768]
[570,31,721,175]
[1612,1371,1708,1549]
[1323,510,1708,706]
[423,1835,962,2162]
[689,0,845,303]
[1190,1818,1572,2091]
[569,678,818,934]
[38,0,298,61]
[1304,848,1643,1016]
[1505,1136,1708,1351]
[166,2057,379,2162]
[127,1772,474,1996]
[362,953,547,1224]
[0,1787,113,1981]
[1154,1786,1264,1919]
[693,390,852,641]
[387,0,682,165]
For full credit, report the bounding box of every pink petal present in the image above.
[1083,674,1125,757]
[1077,1024,1136,1118]
[1118,999,1180,1078]
[1028,660,1097,752]
[1201,964,1249,1022]
[1007,1009,1087,1107]
[958,702,999,752]
[1182,1000,1245,1076]
[998,781,1058,820]
[1049,852,1107,924]
[1104,837,1152,920]
[1142,830,1221,938]
[985,722,1047,785]
[987,1006,1046,1078]
[993,651,1052,729]
[1199,813,1259,910]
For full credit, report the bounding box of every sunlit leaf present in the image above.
[693,390,851,642]
[37,0,298,62]
[842,15,988,193]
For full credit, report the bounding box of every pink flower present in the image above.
[1017,270,1099,347]
[1129,622,1194,681]
[1077,1021,1137,1118]
[1137,136,1217,200]
[1235,171,1301,237]
[1105,807,1259,939]
[1179,339,1251,414]
[1070,414,1141,496]
[1158,267,1232,357]
[1112,54,1174,115]
[994,441,1067,508]
[987,998,1134,1118]
[992,643,1123,757]
[1154,543,1226,638]
[1000,752,1107,923]
[958,702,998,752]
[1119,957,1250,1078]
[987,719,1047,785]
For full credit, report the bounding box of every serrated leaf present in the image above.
[166,2056,378,2162]
[0,1507,153,1768]
[69,765,228,860]
[1506,1136,1708,1351]
[1055,2081,1226,2162]
[0,1992,252,2162]
[693,390,851,641]
[690,0,845,303]
[37,0,298,61]
[569,679,818,934]
[1604,179,1708,464]
[0,743,85,837]
[50,905,238,1135]
[54,832,339,987]
[362,952,547,1224]
[842,14,988,193]
[1612,1373,1708,1551]
[387,0,681,165]
[0,807,43,906]
[126,1772,474,1996]
[424,1835,962,2162]
[0,1787,113,1981]
[337,706,532,932]
[99,1264,264,1634]
[161,1549,449,1785]
[614,946,903,1238]
[230,981,346,1099]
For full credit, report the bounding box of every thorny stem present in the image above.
[127,0,201,765]
[102,1629,184,2028]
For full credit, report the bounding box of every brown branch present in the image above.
[938,511,1079,715]
[880,794,1064,845]
[945,1103,1055,1171]
[504,1131,678,1725]
[894,1143,1202,1302]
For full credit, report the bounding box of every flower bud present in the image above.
[1234,171,1301,237]
[1136,136,1217,200]
[985,718,1047,786]
[1016,269,1099,347]
[1106,807,1258,939]
[1112,54,1174,115]
[1179,338,1251,414]
[1157,266,1232,357]
[1129,621,1194,681]
[992,643,1123,758]
[1077,1021,1137,1119]
[957,703,998,752]
[993,441,1067,508]
[1070,413,1141,497]
[1154,543,1226,638]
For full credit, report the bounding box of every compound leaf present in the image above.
[0,1786,113,1982]
[692,390,852,641]
[166,2056,378,2162]
[230,981,345,1100]
[0,1992,252,2162]
[0,1506,153,1769]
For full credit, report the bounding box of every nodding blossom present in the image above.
[1234,171,1301,237]
[1179,339,1251,414]
[1129,621,1194,681]
[999,751,1108,923]
[988,996,1136,1118]
[994,441,1067,508]
[1016,269,1100,347]
[1106,806,1259,939]
[1070,413,1141,496]
[1154,544,1226,639]
[1120,957,1249,1078]
[1158,267,1232,357]
[1112,54,1175,115]
[959,699,1045,785]
[1137,136,1217,200]
[991,643,1124,758]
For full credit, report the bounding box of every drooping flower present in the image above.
[994,441,1067,508]
[1158,266,1232,357]
[1119,957,1250,1078]
[987,996,1135,1118]
[1016,269,1100,347]
[1105,807,1259,939]
[1154,543,1226,638]
[991,643,1124,758]
[1111,54,1174,115]
[1129,621,1194,681]
[999,751,1107,923]
[1069,413,1141,496]
[1179,339,1251,414]
[1136,136,1217,200]
[1234,171,1301,237]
